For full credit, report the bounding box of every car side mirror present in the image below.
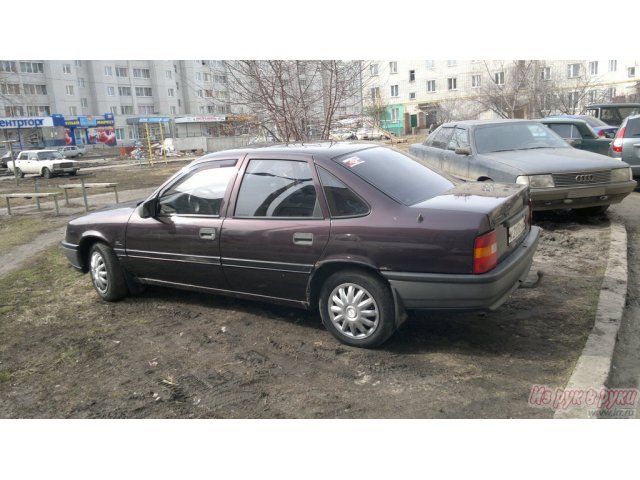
[454,146,472,155]
[139,198,159,218]
[567,139,582,147]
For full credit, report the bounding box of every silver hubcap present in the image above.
[90,251,108,294]
[328,283,379,339]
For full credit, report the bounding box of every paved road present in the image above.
[609,191,640,418]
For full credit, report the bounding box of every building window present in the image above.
[541,67,551,80]
[20,62,44,73]
[63,63,71,74]
[110,106,117,114]
[389,62,397,74]
[5,106,25,116]
[608,60,617,72]
[104,66,113,76]
[370,64,378,76]
[0,84,20,95]
[77,78,85,88]
[447,60,457,67]
[166,70,172,79]
[447,77,457,90]
[204,89,213,98]
[628,67,636,77]
[199,106,205,114]
[133,68,151,79]
[138,105,155,114]
[135,87,153,97]
[589,61,598,75]
[116,67,128,77]
[168,88,175,97]
[494,71,505,85]
[121,105,134,115]
[23,84,47,95]
[587,90,598,104]
[107,86,115,96]
[425,60,435,68]
[567,91,579,109]
[472,74,481,88]
[118,86,131,96]
[391,107,400,122]
[567,63,581,78]
[207,105,216,114]
[390,85,399,97]
[69,106,77,116]
[27,105,50,116]
[170,106,177,114]
[0,61,17,73]
[81,98,88,108]
[214,75,227,84]
[409,92,416,100]
[409,70,415,82]
[197,89,203,98]
[66,85,74,95]
[426,80,436,92]
[370,87,380,101]
[74,60,82,67]
[195,72,202,81]
[606,87,616,100]
[115,128,125,140]
[202,73,211,82]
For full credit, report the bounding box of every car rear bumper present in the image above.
[529,181,637,211]
[381,226,541,311]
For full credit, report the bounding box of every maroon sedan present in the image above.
[62,144,540,348]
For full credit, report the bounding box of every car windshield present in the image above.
[333,147,454,205]
[474,122,568,154]
[37,151,64,160]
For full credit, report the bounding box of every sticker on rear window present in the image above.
[342,156,364,168]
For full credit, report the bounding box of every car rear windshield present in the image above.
[333,147,454,205]
[580,116,607,127]
[474,122,567,153]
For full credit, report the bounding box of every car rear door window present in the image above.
[317,167,369,218]
[627,118,640,137]
[235,159,321,218]
[159,160,237,216]
[547,124,580,139]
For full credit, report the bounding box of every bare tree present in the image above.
[474,60,536,118]
[224,60,364,142]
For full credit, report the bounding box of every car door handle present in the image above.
[199,227,216,240]
[293,232,313,246]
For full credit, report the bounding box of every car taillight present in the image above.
[598,129,605,137]
[612,127,625,153]
[474,230,497,274]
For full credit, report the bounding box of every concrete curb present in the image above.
[554,221,628,419]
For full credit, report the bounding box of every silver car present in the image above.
[609,114,640,177]
[410,119,636,215]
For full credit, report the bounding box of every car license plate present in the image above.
[508,217,526,245]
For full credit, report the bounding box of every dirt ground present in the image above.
[0,205,610,418]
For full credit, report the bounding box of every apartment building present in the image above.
[363,60,640,135]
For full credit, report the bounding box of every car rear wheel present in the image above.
[15,167,24,178]
[42,167,52,179]
[575,205,609,216]
[319,270,396,348]
[89,243,128,301]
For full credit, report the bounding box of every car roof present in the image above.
[192,142,381,166]
[538,117,589,125]
[439,119,540,128]
[586,103,640,108]
[20,149,58,153]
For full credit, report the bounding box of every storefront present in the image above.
[125,116,173,144]
[64,114,117,146]
[175,115,226,137]
[0,114,66,149]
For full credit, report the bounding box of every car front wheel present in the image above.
[42,167,52,179]
[89,243,128,301]
[319,270,396,348]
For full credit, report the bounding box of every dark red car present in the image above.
[62,144,540,348]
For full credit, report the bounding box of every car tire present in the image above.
[88,243,129,302]
[69,170,77,176]
[42,167,52,179]
[77,153,83,158]
[15,167,24,178]
[319,269,396,348]
[576,205,609,216]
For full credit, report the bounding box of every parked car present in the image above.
[585,103,640,127]
[62,144,540,348]
[355,127,391,140]
[7,149,79,178]
[544,114,617,138]
[410,119,636,215]
[609,114,640,177]
[58,145,85,158]
[1,150,18,169]
[329,128,356,141]
[539,117,612,155]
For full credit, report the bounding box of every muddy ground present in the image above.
[0,207,610,418]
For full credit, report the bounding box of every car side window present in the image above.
[425,127,454,149]
[158,160,237,216]
[317,167,369,218]
[447,128,470,151]
[28,153,38,160]
[547,124,579,139]
[235,159,321,218]
[627,118,640,137]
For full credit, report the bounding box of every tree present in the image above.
[224,60,364,142]
[474,60,536,118]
